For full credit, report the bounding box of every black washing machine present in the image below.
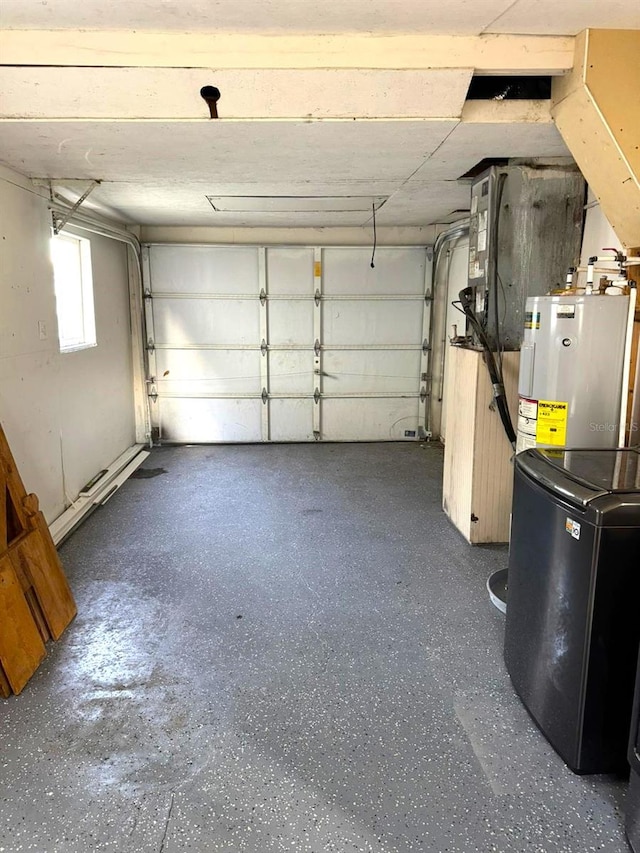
[504,447,640,774]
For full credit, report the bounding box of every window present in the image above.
[50,232,96,352]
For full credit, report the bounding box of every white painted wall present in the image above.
[0,165,136,522]
[579,189,622,274]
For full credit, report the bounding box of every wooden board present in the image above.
[442,347,519,544]
[0,556,46,695]
[0,481,6,552]
[9,522,76,642]
[0,664,11,699]
[0,422,77,697]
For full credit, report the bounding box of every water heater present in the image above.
[517,294,634,452]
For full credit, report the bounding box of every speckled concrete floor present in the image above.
[0,443,630,853]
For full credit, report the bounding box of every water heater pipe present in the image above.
[586,257,596,295]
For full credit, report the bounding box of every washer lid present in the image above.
[536,448,640,494]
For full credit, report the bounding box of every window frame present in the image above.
[50,230,97,354]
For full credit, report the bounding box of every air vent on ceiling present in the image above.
[465,75,552,101]
[206,195,388,213]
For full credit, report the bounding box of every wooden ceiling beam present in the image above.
[0,31,574,74]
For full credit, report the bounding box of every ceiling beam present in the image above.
[0,68,474,120]
[551,29,640,248]
[0,31,574,74]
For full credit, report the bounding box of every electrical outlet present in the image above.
[38,321,47,340]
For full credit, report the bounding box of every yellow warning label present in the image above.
[314,261,322,278]
[525,311,541,330]
[536,400,568,446]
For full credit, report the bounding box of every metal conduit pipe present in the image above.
[437,247,453,405]
[49,199,141,255]
[425,219,469,434]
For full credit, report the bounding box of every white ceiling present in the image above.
[1,2,637,228]
[0,114,571,226]
[2,0,639,35]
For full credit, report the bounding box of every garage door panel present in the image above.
[155,349,262,394]
[146,244,429,443]
[322,398,420,441]
[149,245,259,294]
[269,301,314,346]
[269,351,314,394]
[323,351,421,394]
[270,400,315,442]
[155,398,262,443]
[267,248,314,295]
[153,299,260,346]
[323,248,425,296]
[323,301,423,346]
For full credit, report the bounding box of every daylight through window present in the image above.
[50,232,96,352]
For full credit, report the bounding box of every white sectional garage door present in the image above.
[143,244,431,443]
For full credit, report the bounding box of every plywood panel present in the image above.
[0,556,46,695]
[443,347,519,544]
[442,347,476,540]
[470,352,519,543]
[9,521,76,641]
[552,30,640,249]
[585,30,640,178]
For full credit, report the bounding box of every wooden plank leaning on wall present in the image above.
[0,424,77,697]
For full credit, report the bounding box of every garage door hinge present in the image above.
[261,388,269,404]
[420,387,428,403]
[259,288,267,305]
[314,339,321,357]
[147,338,155,352]
[424,292,433,303]
[314,388,321,404]
[260,339,268,356]
[148,388,158,403]
[313,430,321,441]
[144,290,152,299]
[422,339,430,354]
[314,289,321,306]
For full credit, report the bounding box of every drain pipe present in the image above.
[427,220,469,436]
[437,246,453,406]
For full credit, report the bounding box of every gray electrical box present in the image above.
[467,163,585,350]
